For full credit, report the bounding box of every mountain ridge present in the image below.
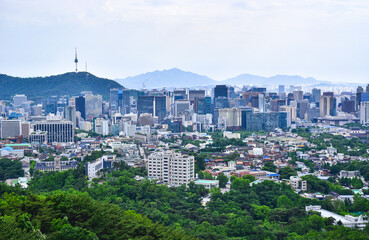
[116,68,337,89]
[0,72,122,100]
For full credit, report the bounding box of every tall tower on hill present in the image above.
[74,48,79,73]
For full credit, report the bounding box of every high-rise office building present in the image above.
[278,85,285,94]
[188,90,205,100]
[173,89,188,100]
[296,100,309,119]
[1,120,22,138]
[214,97,229,109]
[342,100,355,113]
[122,89,131,114]
[13,94,27,107]
[33,120,74,143]
[175,100,190,117]
[137,96,154,116]
[85,94,102,119]
[270,99,286,112]
[147,151,194,187]
[293,90,303,101]
[218,108,242,130]
[319,93,336,117]
[214,85,228,99]
[75,96,86,120]
[280,106,297,122]
[258,94,265,112]
[65,105,76,127]
[311,88,321,103]
[357,86,364,110]
[360,102,369,124]
[110,88,119,112]
[194,97,212,114]
[154,96,167,123]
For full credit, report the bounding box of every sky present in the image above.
[0,0,368,83]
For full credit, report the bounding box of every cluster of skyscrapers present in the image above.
[1,82,369,144]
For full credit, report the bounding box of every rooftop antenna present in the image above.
[74,48,78,73]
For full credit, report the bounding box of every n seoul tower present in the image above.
[74,48,79,73]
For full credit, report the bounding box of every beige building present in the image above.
[280,106,296,122]
[290,176,307,191]
[147,151,194,187]
[218,108,241,129]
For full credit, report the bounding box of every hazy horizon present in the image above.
[1,0,368,83]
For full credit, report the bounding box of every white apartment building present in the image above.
[290,176,307,191]
[360,101,369,124]
[147,151,195,187]
[85,155,117,180]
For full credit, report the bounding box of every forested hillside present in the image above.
[0,72,122,100]
[2,160,369,239]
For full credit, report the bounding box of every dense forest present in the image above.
[2,161,369,239]
[0,158,24,181]
[0,72,122,100]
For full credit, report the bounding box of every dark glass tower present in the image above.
[75,96,86,120]
[137,96,154,116]
[214,85,228,99]
[155,96,167,123]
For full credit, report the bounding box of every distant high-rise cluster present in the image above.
[0,76,366,145]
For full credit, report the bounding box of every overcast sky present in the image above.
[0,0,368,83]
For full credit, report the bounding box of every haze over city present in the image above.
[1,0,369,83]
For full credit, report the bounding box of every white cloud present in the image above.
[0,0,368,82]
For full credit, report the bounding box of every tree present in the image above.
[242,175,256,182]
[225,216,255,237]
[231,177,250,191]
[0,158,24,181]
[217,173,228,188]
[308,215,325,231]
[262,162,277,172]
[278,166,296,180]
[353,194,369,212]
[50,224,98,240]
[252,204,271,220]
[277,195,293,209]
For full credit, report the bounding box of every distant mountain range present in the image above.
[0,72,122,100]
[117,68,215,89]
[116,68,339,89]
[0,69,360,101]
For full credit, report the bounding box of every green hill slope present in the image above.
[0,72,122,100]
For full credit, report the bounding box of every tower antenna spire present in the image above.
[74,48,78,73]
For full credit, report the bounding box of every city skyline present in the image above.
[0,0,369,83]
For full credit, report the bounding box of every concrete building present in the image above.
[94,118,109,136]
[339,170,360,178]
[1,120,22,138]
[290,176,307,191]
[189,90,205,100]
[218,108,241,130]
[85,94,103,119]
[13,94,27,106]
[85,155,117,180]
[29,131,47,144]
[147,151,195,187]
[175,100,191,117]
[34,158,78,172]
[360,101,369,124]
[65,105,76,127]
[306,205,368,229]
[320,94,336,117]
[280,106,297,122]
[33,120,74,143]
[194,179,219,189]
